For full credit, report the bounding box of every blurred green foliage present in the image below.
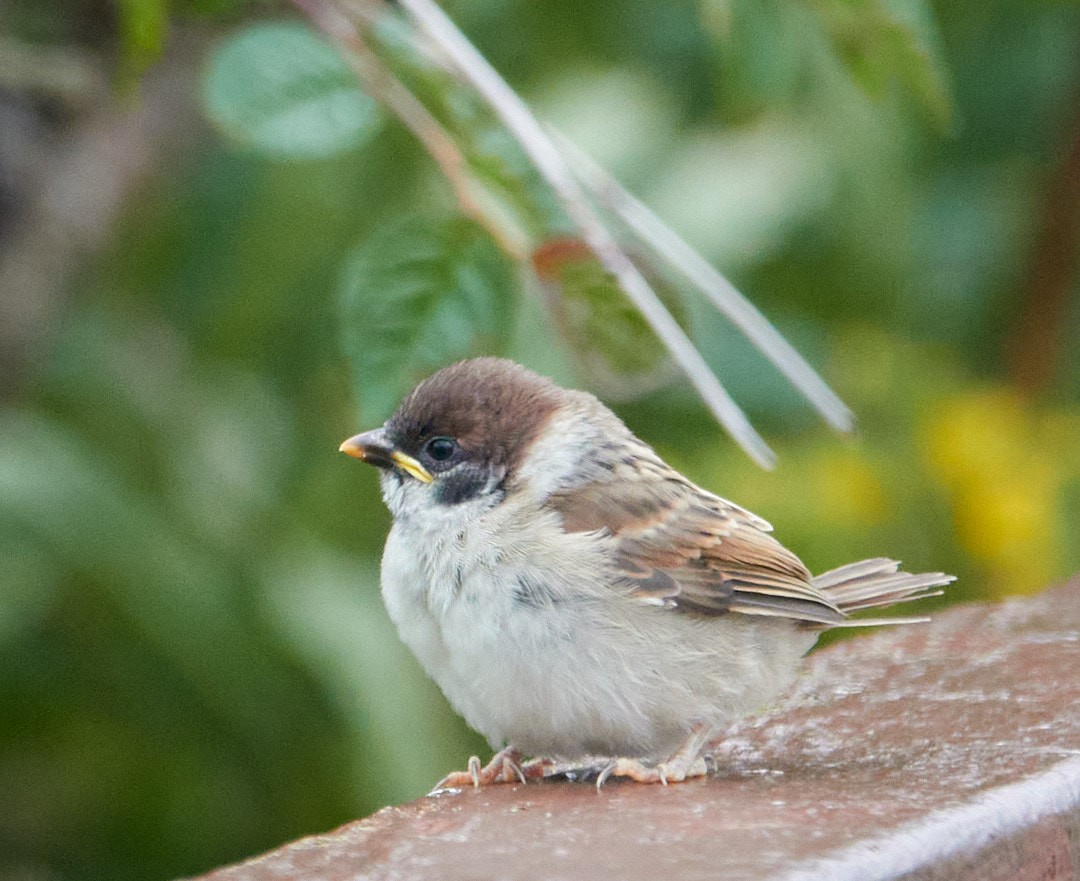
[2,1,1080,879]
[203,22,383,158]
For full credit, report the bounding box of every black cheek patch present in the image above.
[434,465,491,506]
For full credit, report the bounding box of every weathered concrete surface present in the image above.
[194,578,1080,881]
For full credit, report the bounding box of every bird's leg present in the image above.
[433,746,551,790]
[596,723,714,788]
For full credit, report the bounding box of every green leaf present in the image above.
[702,0,818,112]
[203,22,381,158]
[532,238,687,398]
[814,0,954,129]
[339,216,518,421]
[360,20,565,238]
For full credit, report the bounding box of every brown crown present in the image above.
[385,358,564,476]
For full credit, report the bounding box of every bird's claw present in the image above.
[432,746,531,791]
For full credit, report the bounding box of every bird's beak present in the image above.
[339,428,434,484]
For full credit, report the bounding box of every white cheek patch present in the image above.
[514,405,611,502]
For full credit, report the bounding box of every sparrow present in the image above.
[339,358,952,788]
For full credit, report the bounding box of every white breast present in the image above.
[379,494,613,754]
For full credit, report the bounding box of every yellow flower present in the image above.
[920,386,1080,595]
[951,476,1055,595]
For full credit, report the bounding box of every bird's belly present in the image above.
[435,586,669,757]
[381,523,815,760]
[382,545,668,756]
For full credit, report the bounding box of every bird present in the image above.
[339,357,952,788]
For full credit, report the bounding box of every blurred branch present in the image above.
[0,36,108,107]
[0,32,204,400]
[1009,72,1080,394]
[292,0,865,467]
[292,0,526,257]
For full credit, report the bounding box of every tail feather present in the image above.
[813,557,897,589]
[811,558,955,628]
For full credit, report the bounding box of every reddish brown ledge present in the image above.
[191,578,1080,881]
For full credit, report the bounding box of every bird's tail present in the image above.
[812,557,955,627]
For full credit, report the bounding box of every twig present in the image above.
[1008,63,1080,395]
[0,36,107,107]
[554,133,855,433]
[0,31,203,400]
[392,0,777,468]
[292,0,526,258]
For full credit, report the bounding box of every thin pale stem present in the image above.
[393,0,776,468]
[553,132,855,433]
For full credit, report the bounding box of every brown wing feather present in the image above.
[546,449,844,625]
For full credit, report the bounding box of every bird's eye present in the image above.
[424,436,457,462]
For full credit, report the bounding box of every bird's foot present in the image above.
[595,754,709,788]
[433,746,553,790]
[595,723,714,789]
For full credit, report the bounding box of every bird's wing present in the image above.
[546,453,845,626]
